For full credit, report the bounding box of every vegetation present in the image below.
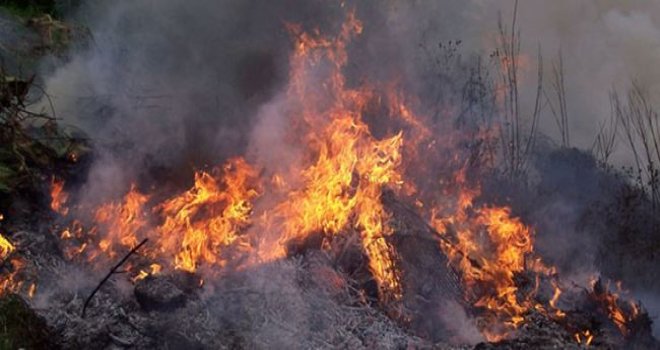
[0,0,79,19]
[0,69,88,208]
[547,50,570,148]
[0,294,54,350]
[610,84,660,208]
[0,0,55,17]
[494,0,543,179]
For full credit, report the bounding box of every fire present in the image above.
[133,263,162,282]
[431,173,558,340]
[52,185,149,266]
[94,185,149,259]
[156,158,260,272]
[36,9,408,305]
[549,280,566,318]
[53,160,261,273]
[58,220,88,259]
[28,283,36,299]
[0,233,20,296]
[259,10,404,299]
[590,278,641,337]
[50,177,69,215]
[42,10,538,335]
[0,232,14,260]
[0,258,25,295]
[574,330,594,346]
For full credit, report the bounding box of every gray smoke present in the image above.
[44,0,331,185]
[389,1,660,161]
[44,1,660,170]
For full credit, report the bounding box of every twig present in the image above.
[81,238,148,318]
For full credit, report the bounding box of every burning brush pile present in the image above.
[0,8,658,350]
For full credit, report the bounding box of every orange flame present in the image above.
[27,282,36,299]
[133,263,162,282]
[94,185,149,259]
[431,172,557,340]
[50,177,69,215]
[0,258,25,296]
[255,10,404,298]
[574,330,594,346]
[591,279,641,337]
[157,158,260,272]
[549,280,566,318]
[42,11,407,304]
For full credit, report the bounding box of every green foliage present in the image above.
[0,294,54,349]
[0,165,16,193]
[0,0,57,18]
[0,72,89,198]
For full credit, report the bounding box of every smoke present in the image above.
[488,0,660,160]
[439,300,484,345]
[43,0,660,174]
[387,1,660,160]
[43,0,310,185]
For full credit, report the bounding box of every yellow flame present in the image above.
[0,233,14,260]
[157,158,260,272]
[257,10,404,298]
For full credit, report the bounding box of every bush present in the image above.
[0,294,55,349]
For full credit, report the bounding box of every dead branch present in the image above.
[495,0,543,179]
[81,238,148,318]
[592,95,618,164]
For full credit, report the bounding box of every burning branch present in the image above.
[81,238,148,318]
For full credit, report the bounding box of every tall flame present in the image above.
[258,11,404,298]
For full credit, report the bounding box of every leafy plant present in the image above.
[0,294,55,349]
[0,70,88,198]
[0,0,56,18]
